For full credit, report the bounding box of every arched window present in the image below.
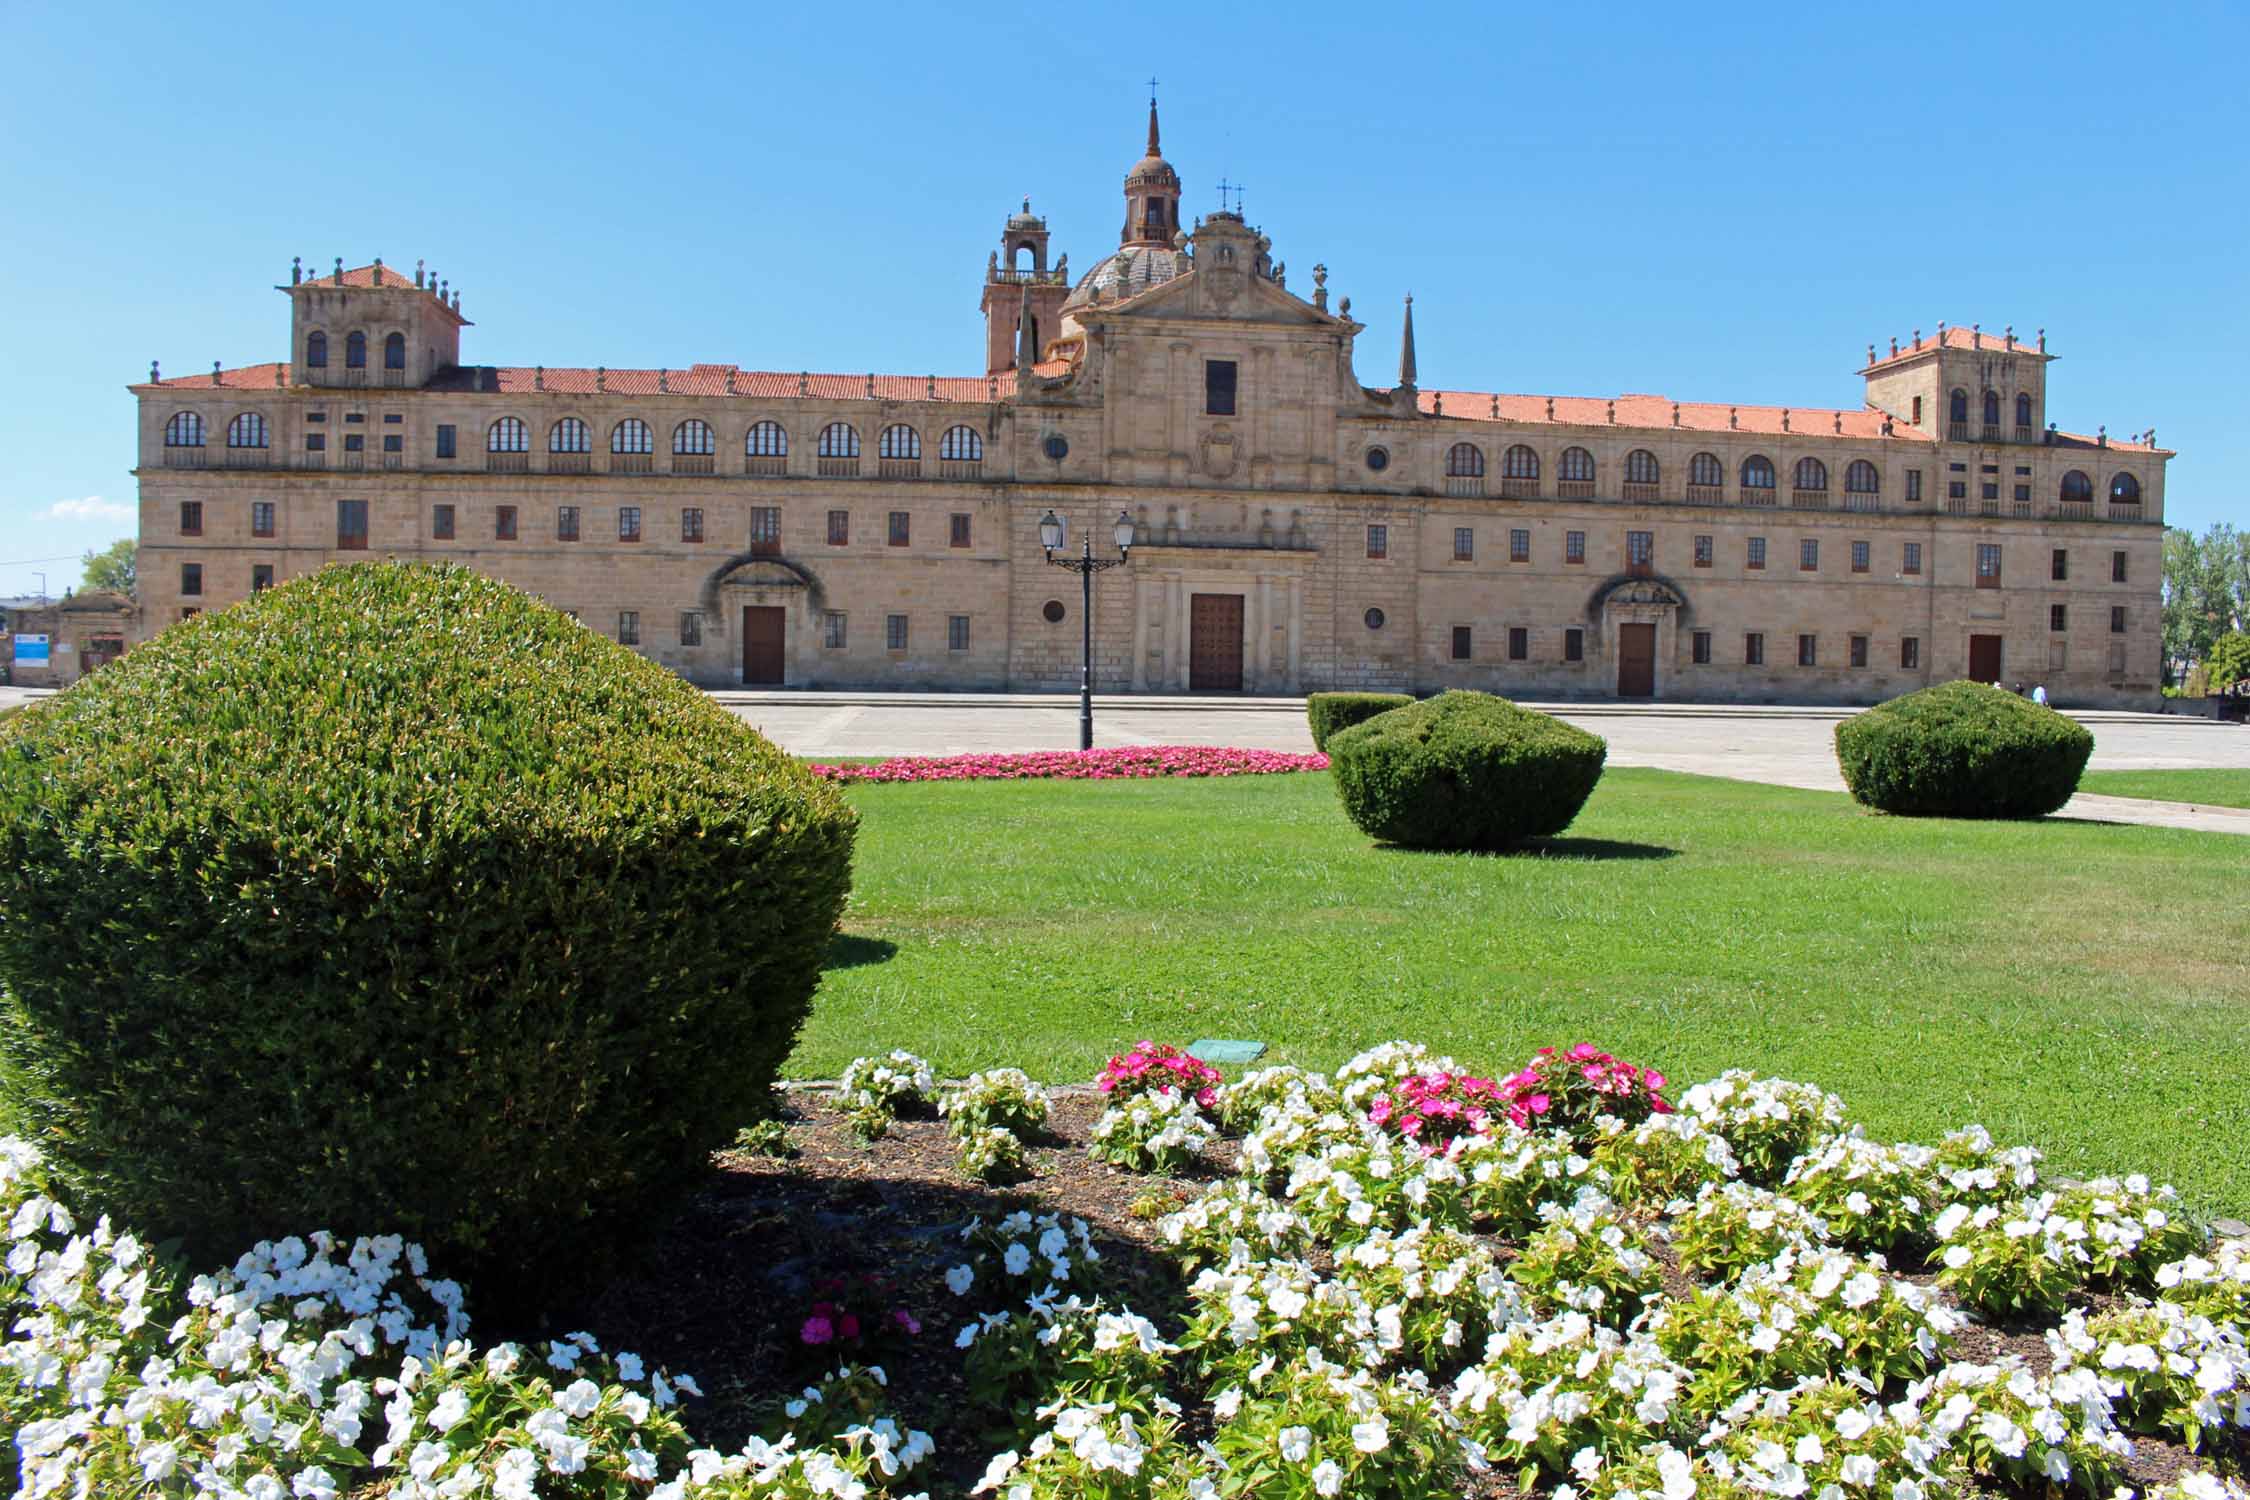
[2060,470,2094,504]
[611,419,653,454]
[1844,460,1880,494]
[1688,451,1724,488]
[1502,445,1540,480]
[939,424,983,461]
[1949,389,1969,424]
[487,417,528,453]
[818,422,861,458]
[1981,390,2000,426]
[674,420,715,455]
[345,331,367,369]
[550,417,589,453]
[1444,442,1485,478]
[1558,447,1595,482]
[383,332,405,370]
[2015,392,2033,429]
[745,420,788,457]
[1793,457,1828,492]
[164,411,205,447]
[227,412,269,449]
[2110,472,2142,505]
[878,424,922,460]
[1741,455,1776,489]
[1625,449,1660,485]
[305,332,328,368]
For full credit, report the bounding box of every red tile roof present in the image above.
[139,362,292,391]
[137,362,1021,402]
[1415,390,1931,443]
[1862,325,2051,371]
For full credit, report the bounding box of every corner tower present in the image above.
[980,199,1070,378]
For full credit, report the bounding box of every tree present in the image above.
[2208,631,2250,693]
[80,538,134,596]
[2162,526,2236,667]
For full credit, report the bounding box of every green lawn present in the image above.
[795,768,2250,1213]
[2078,767,2250,809]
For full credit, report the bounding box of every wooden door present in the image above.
[742,606,786,685]
[1968,634,2003,683]
[1189,593,1245,692]
[1617,623,1656,697]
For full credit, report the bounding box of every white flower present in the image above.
[1004,1243,1032,1277]
[1279,1425,1313,1462]
[554,1378,601,1418]
[426,1387,470,1433]
[1312,1459,1345,1496]
[291,1469,338,1500]
[947,1263,975,1296]
[1352,1414,1391,1453]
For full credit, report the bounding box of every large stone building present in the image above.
[132,102,2170,705]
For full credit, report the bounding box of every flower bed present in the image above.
[7,1041,2246,1500]
[806,745,1328,783]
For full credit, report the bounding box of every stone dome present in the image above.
[1063,244,1187,310]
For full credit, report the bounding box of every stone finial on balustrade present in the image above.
[596,366,606,393]
[865,373,875,400]
[290,256,302,286]
[726,370,737,395]
[2004,325,2014,350]
[2037,328,2046,352]
[534,365,544,391]
[927,374,937,400]
[1882,415,1894,436]
[659,368,669,393]
[372,257,383,287]
[149,359,160,382]
[1971,322,1981,349]
[274,364,283,387]
[1728,407,1738,430]
[1607,400,1616,424]
[1672,402,1680,426]
[451,291,460,312]
[212,361,222,385]
[1913,327,1922,348]
[2097,425,2106,447]
[1781,408,1790,432]
[415,258,426,288]
[800,371,810,397]
[1432,393,1443,416]
[1544,396,1554,421]
[1489,395,1498,419]
[1890,336,1899,357]
[1868,344,1876,365]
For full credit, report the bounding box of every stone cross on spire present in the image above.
[1398,293,1418,394]
[1146,78,1161,155]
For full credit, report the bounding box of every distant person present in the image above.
[2032,684,2049,706]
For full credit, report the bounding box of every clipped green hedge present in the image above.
[1326,690,1608,850]
[1834,679,2092,818]
[1306,691,1414,752]
[0,562,856,1293]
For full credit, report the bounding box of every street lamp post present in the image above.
[1039,508,1136,751]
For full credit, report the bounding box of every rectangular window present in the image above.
[383,412,402,424]
[305,432,326,452]
[1948,481,1966,500]
[1902,636,1921,670]
[2111,605,2127,634]
[1564,627,1584,662]
[180,562,203,596]
[885,613,908,650]
[344,434,364,453]
[2052,548,2068,581]
[1798,634,1818,667]
[750,507,781,556]
[251,501,275,538]
[1903,541,1922,576]
[948,614,970,651]
[1905,469,1922,502]
[679,611,702,647]
[1204,359,1237,416]
[1453,527,1474,562]
[1451,625,1472,661]
[383,434,402,454]
[435,424,456,459]
[1366,524,1387,559]
[1799,538,1819,572]
[2013,483,2030,502]
[949,513,972,548]
[252,564,273,592]
[556,506,580,542]
[1976,543,2002,588]
[336,499,368,550]
[1508,626,1528,661]
[1692,630,1712,665]
[2050,604,2068,633]
[2111,550,2128,583]
[432,503,455,540]
[682,507,705,543]
[345,412,365,424]
[1692,534,1712,568]
[617,610,639,646]
[618,506,642,542]
[179,500,203,536]
[827,509,850,546]
[1627,530,1654,568]
[1747,536,1766,570]
[1566,530,1586,565]
[1851,540,1869,573]
[1745,631,1765,666]
[823,611,847,648]
[495,505,517,541]
[1849,634,1868,668]
[1981,482,1999,501]
[1510,528,1530,563]
[888,511,910,547]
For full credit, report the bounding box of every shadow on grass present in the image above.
[1374,836,1680,862]
[824,932,899,970]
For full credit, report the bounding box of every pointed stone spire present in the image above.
[1397,293,1417,394]
[1147,90,1161,157]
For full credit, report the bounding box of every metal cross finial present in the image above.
[1215,177,1233,210]
[1148,76,1159,101]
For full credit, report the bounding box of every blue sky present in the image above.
[4,1,2245,598]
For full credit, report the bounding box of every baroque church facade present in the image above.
[132,103,2170,705]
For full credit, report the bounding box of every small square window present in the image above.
[1849,634,1868,668]
[1509,529,1530,563]
[1204,359,1237,416]
[2051,604,2068,632]
[1948,481,1966,499]
[682,507,705,543]
[950,513,971,548]
[1902,636,1921,670]
[1564,627,1584,662]
[306,432,327,452]
[886,614,909,650]
[251,564,273,592]
[179,500,203,536]
[618,506,641,542]
[383,433,402,453]
[1451,625,1472,661]
[679,611,702,647]
[617,610,639,646]
[435,424,456,459]
[1566,530,1586,564]
[1851,540,1869,573]
[556,506,580,542]
[1799,539,1819,572]
[1692,534,1712,569]
[1366,524,1387,559]
[1981,482,1999,501]
[1747,537,1766,570]
[1745,632,1765,666]
[1798,634,1817,667]
[2111,606,2127,634]
[827,510,850,546]
[1692,630,1712,665]
[180,562,203,596]
[495,505,517,541]
[1453,527,1474,562]
[1508,626,1528,660]
[344,434,364,453]
[948,614,970,651]
[2013,483,2030,502]
[823,611,847,649]
[2052,548,2068,581]
[888,511,910,547]
[1903,542,1922,576]
[432,503,455,540]
[2111,550,2128,583]
[251,501,275,539]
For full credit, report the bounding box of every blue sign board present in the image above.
[12,634,48,667]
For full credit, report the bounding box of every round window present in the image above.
[1364,607,1386,630]
[1042,599,1066,624]
[1365,446,1390,472]
[1043,433,1070,461]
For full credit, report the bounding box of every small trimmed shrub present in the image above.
[0,562,856,1295]
[1325,690,1607,850]
[1305,691,1412,752]
[1834,680,2092,818]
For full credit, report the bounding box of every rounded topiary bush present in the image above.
[1326,690,1607,850]
[1834,679,2092,818]
[0,562,856,1291]
[1306,691,1414,752]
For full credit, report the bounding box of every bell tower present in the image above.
[980,198,1069,378]
[1120,87,1182,247]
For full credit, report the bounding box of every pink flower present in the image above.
[800,1316,833,1346]
[893,1309,921,1335]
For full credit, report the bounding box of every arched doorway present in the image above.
[1591,578,1688,700]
